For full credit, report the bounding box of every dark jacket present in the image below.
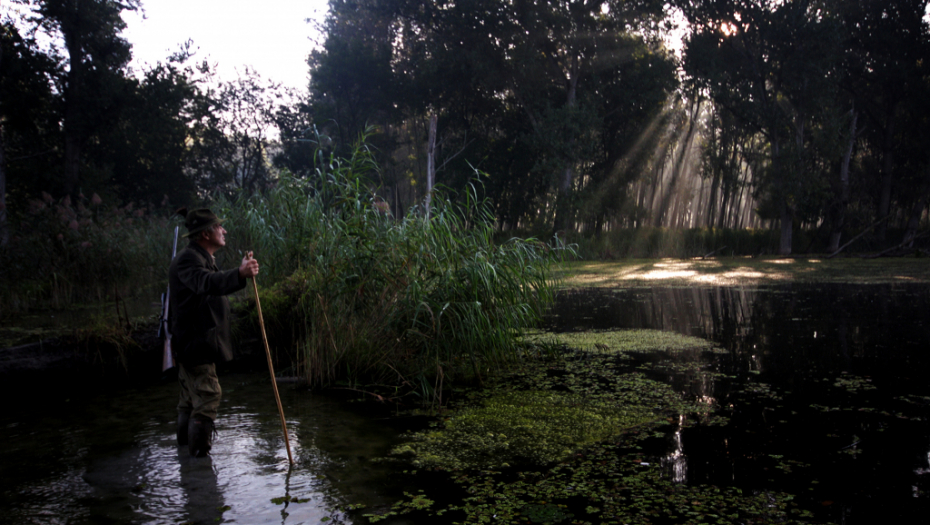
[169,242,247,365]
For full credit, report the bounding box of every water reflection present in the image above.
[0,374,402,525]
[661,415,688,484]
[547,283,930,389]
[547,284,930,521]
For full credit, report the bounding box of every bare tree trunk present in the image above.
[903,173,930,247]
[553,55,580,234]
[0,41,7,247]
[0,78,6,247]
[828,110,858,253]
[877,114,895,242]
[425,114,437,219]
[61,12,87,198]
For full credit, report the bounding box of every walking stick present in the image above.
[251,267,294,465]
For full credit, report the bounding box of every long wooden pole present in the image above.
[252,276,294,465]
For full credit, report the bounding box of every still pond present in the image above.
[1,283,928,524]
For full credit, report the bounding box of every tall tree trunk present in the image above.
[902,194,927,248]
[772,140,793,255]
[61,11,86,198]
[902,167,930,247]
[877,113,896,242]
[552,55,579,234]
[707,172,720,228]
[425,114,437,219]
[828,110,858,253]
[0,44,7,247]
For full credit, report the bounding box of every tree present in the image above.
[833,0,930,243]
[678,0,844,253]
[299,0,677,232]
[189,70,282,195]
[24,0,140,197]
[1,18,63,244]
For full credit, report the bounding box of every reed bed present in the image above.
[0,192,170,316]
[221,142,565,402]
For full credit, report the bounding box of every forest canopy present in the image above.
[1,0,929,255]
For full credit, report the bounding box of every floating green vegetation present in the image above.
[831,372,877,393]
[369,342,831,524]
[391,390,657,470]
[381,439,823,524]
[735,381,783,401]
[270,495,310,505]
[523,328,720,355]
[388,341,715,472]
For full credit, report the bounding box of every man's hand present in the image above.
[239,251,260,279]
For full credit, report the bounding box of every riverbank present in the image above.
[554,256,930,288]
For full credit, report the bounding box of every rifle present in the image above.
[159,226,180,371]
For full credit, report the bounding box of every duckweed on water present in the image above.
[391,390,657,470]
[523,329,721,355]
[367,329,832,524]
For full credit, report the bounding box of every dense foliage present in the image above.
[0,190,170,315]
[2,0,930,314]
[220,137,564,398]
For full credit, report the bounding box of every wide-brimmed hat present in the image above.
[181,208,225,238]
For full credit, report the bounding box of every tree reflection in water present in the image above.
[545,284,930,521]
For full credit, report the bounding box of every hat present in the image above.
[179,208,225,238]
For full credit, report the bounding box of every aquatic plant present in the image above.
[387,342,716,471]
[220,132,565,400]
[392,390,657,470]
[523,328,719,355]
[369,342,829,524]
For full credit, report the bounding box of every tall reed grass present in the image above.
[0,192,171,316]
[219,140,566,401]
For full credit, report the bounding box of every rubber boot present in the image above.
[188,414,215,457]
[177,410,191,446]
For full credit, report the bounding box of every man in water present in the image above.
[169,208,259,457]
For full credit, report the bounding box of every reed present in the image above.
[223,138,566,402]
[0,193,170,316]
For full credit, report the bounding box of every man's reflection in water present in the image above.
[178,453,226,524]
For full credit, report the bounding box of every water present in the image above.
[546,283,930,523]
[0,374,407,525]
[2,283,929,524]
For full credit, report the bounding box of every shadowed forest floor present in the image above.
[555,257,930,288]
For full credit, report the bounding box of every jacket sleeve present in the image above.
[176,251,247,296]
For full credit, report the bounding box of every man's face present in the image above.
[202,224,227,250]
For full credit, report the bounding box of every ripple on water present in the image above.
[0,372,403,525]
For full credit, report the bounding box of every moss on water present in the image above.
[391,390,657,470]
[523,328,719,355]
[372,329,831,524]
[388,334,716,471]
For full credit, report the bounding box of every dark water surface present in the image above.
[0,374,406,525]
[546,284,930,523]
[2,284,929,524]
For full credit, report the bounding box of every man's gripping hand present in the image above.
[239,251,260,279]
